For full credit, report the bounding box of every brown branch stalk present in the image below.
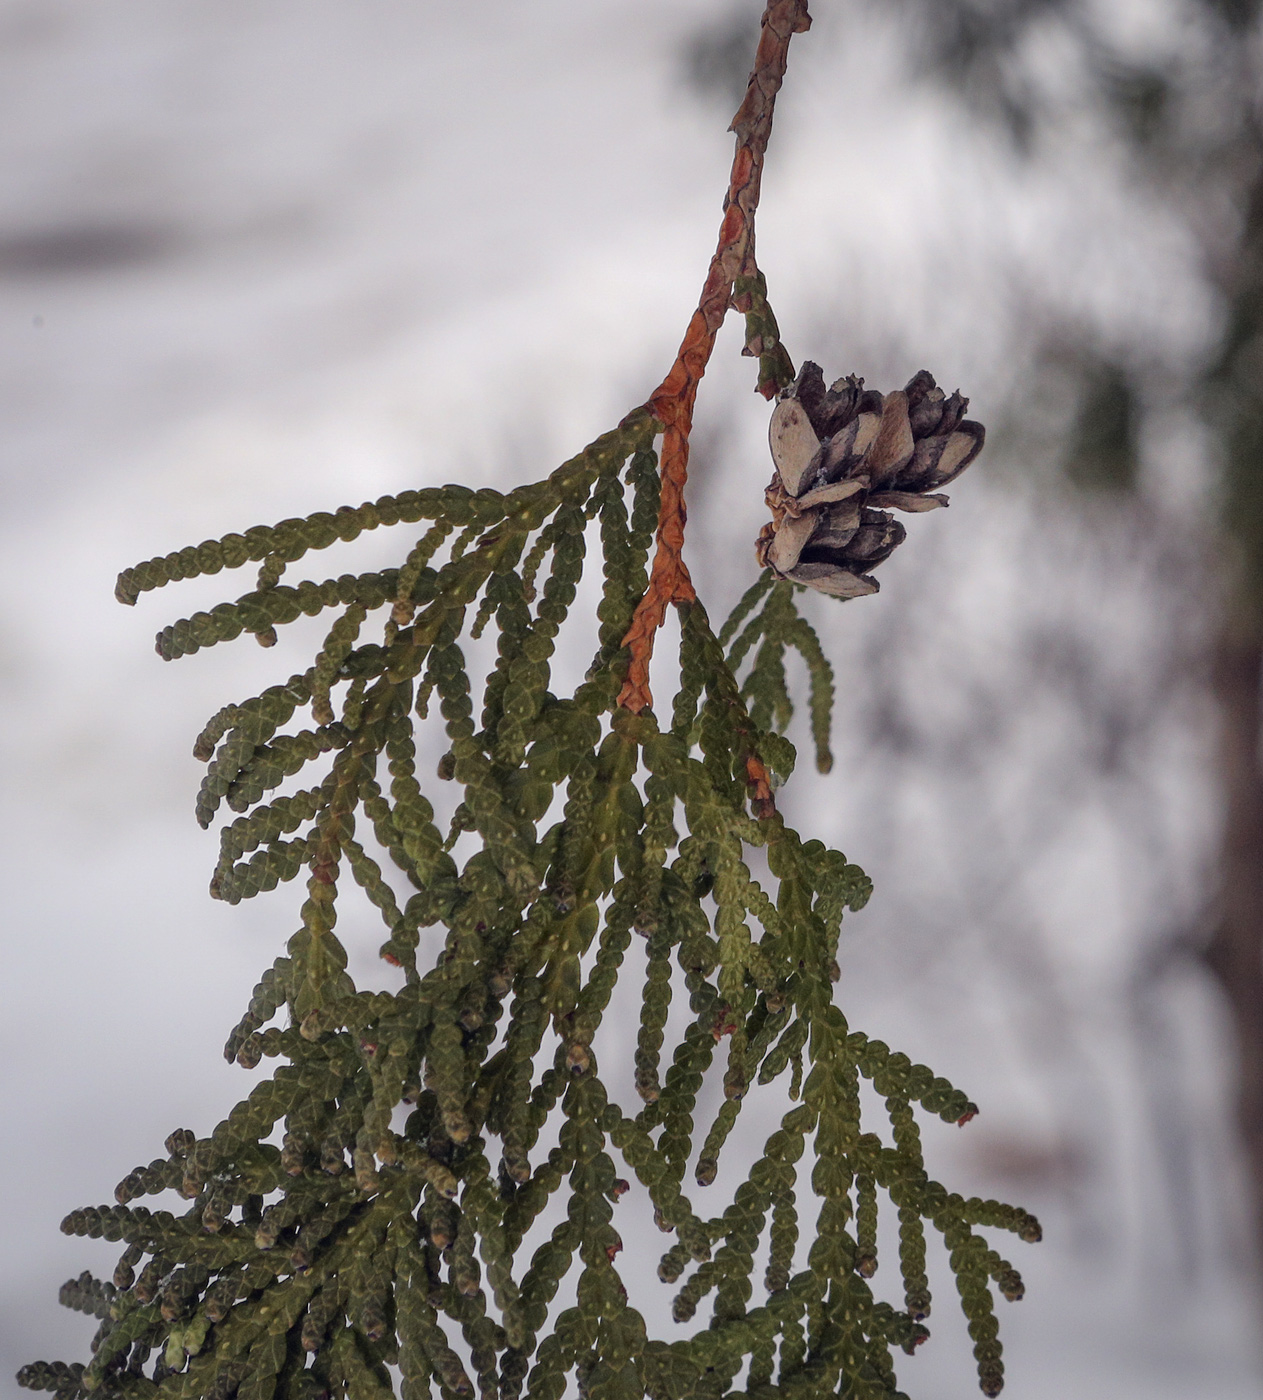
[616,0,810,714]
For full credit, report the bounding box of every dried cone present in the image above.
[756,362,984,596]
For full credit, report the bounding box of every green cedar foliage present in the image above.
[20,406,1039,1400]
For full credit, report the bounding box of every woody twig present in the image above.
[616,0,809,715]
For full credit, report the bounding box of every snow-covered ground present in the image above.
[1,2,1259,1397]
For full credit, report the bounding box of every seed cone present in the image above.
[756,362,985,596]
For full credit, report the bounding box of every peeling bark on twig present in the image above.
[617,0,809,715]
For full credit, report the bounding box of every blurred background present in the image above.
[2,1,1262,1396]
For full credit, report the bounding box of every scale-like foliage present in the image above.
[21,403,1037,1400]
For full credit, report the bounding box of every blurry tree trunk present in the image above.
[1207,627,1263,1263]
[1204,144,1263,1270]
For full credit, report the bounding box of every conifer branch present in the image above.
[20,10,1033,1400]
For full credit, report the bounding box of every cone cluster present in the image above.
[756,362,985,597]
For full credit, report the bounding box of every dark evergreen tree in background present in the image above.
[874,0,1263,1281]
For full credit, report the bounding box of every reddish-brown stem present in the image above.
[617,0,811,714]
